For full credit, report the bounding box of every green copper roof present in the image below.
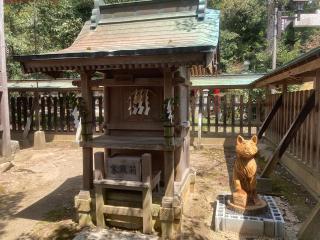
[16,2,220,61]
[192,74,265,89]
[15,0,220,73]
[57,8,220,54]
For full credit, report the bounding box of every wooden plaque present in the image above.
[107,156,141,181]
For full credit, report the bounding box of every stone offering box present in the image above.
[215,194,285,238]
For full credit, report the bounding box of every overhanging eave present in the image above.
[15,48,215,73]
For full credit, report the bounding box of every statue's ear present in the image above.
[237,135,244,144]
[251,135,258,145]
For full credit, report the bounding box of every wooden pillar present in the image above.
[186,83,191,168]
[142,153,152,234]
[207,93,211,133]
[103,86,111,170]
[197,90,203,147]
[282,83,287,139]
[163,68,174,198]
[95,185,106,228]
[94,152,105,180]
[81,71,94,190]
[0,0,11,158]
[162,68,175,239]
[314,71,320,172]
[256,95,261,133]
[264,86,271,139]
[247,89,252,136]
[94,152,105,228]
[175,83,189,181]
[239,95,244,134]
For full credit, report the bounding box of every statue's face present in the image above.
[236,135,258,159]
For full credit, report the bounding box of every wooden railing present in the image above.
[265,90,320,174]
[9,95,104,133]
[190,92,266,137]
[9,92,267,139]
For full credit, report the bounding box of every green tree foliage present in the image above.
[5,0,93,79]
[208,0,268,73]
[4,0,320,78]
[209,0,320,73]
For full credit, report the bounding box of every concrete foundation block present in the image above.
[215,195,225,231]
[160,207,174,221]
[226,215,264,236]
[10,140,20,154]
[75,191,91,211]
[214,194,284,238]
[275,220,285,238]
[74,190,93,227]
[0,140,20,161]
[75,196,91,212]
[78,212,93,227]
[33,131,46,150]
[264,218,275,237]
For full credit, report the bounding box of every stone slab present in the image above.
[33,131,46,150]
[0,140,19,162]
[215,194,285,238]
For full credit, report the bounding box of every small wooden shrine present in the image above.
[15,0,220,237]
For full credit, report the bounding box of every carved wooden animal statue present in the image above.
[232,135,259,207]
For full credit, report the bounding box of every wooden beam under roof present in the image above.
[19,52,207,74]
[253,57,320,87]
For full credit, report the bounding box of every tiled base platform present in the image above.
[215,194,285,238]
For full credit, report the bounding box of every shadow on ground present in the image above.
[0,176,82,239]
[17,222,80,240]
[16,175,82,222]
[0,192,25,237]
